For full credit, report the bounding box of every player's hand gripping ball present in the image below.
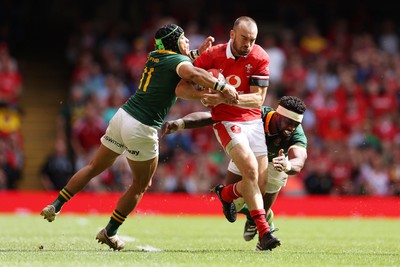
[199,68,225,107]
[197,68,225,91]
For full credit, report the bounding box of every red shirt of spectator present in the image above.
[0,62,22,104]
[372,114,398,142]
[365,79,397,118]
[72,102,106,153]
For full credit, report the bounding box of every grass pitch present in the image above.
[0,214,399,266]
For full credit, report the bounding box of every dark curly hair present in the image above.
[279,96,307,114]
[154,24,184,54]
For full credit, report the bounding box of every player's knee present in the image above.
[242,167,258,182]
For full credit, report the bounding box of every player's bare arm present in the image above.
[177,63,239,102]
[234,85,267,107]
[201,85,267,107]
[175,79,212,100]
[272,146,307,174]
[161,111,214,137]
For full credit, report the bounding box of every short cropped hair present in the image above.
[279,96,307,114]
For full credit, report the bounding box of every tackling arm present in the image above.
[161,111,215,137]
[177,63,238,102]
[272,146,307,175]
[201,85,268,108]
[286,145,307,175]
[175,78,212,100]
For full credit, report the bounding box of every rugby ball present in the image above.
[207,68,225,82]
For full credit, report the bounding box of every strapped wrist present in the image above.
[176,119,185,130]
[188,49,200,61]
[213,80,226,92]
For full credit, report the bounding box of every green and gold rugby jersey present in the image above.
[122,50,191,128]
[261,106,307,162]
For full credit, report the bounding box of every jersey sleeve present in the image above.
[250,47,270,87]
[290,125,307,149]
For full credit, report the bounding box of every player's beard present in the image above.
[232,39,250,56]
[277,125,292,139]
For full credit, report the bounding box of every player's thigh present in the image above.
[229,143,258,179]
[127,156,158,189]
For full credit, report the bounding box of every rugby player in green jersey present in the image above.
[40,23,239,251]
[161,95,307,244]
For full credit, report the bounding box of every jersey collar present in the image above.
[156,50,177,54]
[265,111,276,135]
[226,39,236,59]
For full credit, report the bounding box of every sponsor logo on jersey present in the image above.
[226,75,241,88]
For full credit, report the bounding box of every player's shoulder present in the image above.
[206,43,227,55]
[153,50,190,60]
[251,44,269,60]
[291,125,307,146]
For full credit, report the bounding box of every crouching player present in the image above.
[162,96,307,242]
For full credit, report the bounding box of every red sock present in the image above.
[221,183,242,202]
[250,209,270,238]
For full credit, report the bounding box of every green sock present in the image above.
[105,210,127,236]
[51,187,74,212]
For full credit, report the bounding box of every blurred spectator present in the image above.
[167,151,197,193]
[0,42,18,72]
[71,100,106,171]
[40,138,74,190]
[184,20,207,51]
[65,20,98,65]
[357,149,390,196]
[364,78,397,119]
[329,143,357,195]
[0,43,22,106]
[305,56,339,94]
[261,33,286,104]
[0,137,22,189]
[281,53,307,97]
[98,23,129,61]
[303,163,333,195]
[326,18,352,64]
[123,36,148,93]
[299,21,328,61]
[378,19,399,55]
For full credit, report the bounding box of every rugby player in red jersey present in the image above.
[176,16,280,251]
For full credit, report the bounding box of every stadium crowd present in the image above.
[1,1,399,196]
[0,42,24,190]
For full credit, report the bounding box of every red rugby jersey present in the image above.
[194,40,270,121]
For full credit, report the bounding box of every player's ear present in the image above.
[230,29,235,40]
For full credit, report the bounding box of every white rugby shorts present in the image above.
[101,108,159,161]
[212,119,267,157]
